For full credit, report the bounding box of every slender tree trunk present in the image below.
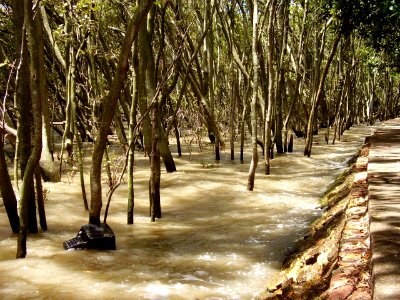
[141,5,162,220]
[59,8,75,174]
[89,2,154,225]
[230,70,237,160]
[75,125,88,210]
[264,0,277,175]
[113,105,128,149]
[138,22,151,156]
[149,105,161,222]
[367,73,376,124]
[38,4,59,182]
[247,0,259,191]
[283,0,308,152]
[304,33,341,157]
[240,105,246,163]
[205,0,219,161]
[17,0,44,258]
[35,168,47,230]
[40,4,66,70]
[174,120,182,157]
[275,0,289,155]
[0,133,19,233]
[13,0,35,223]
[127,38,139,225]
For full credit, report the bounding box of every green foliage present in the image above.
[330,0,400,67]
[358,0,400,68]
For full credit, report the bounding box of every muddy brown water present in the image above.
[0,124,377,299]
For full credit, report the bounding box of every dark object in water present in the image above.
[63,223,116,250]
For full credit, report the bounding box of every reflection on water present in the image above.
[0,124,377,299]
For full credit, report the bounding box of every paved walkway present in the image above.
[368,118,400,300]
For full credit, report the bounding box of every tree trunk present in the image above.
[89,2,154,225]
[205,0,219,161]
[247,0,259,191]
[59,7,75,174]
[38,3,59,183]
[76,131,88,210]
[240,100,248,163]
[283,0,308,153]
[304,33,341,157]
[174,120,182,157]
[137,2,176,175]
[127,37,139,225]
[17,0,44,258]
[40,4,66,70]
[35,168,47,231]
[367,73,376,124]
[138,20,152,156]
[264,0,277,175]
[0,133,19,233]
[113,105,128,149]
[13,0,34,207]
[275,0,289,155]
[149,105,161,222]
[230,70,237,160]
[140,4,165,218]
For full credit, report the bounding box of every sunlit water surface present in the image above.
[0,124,377,299]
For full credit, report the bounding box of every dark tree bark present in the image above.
[35,168,47,231]
[12,0,37,235]
[0,133,19,233]
[127,37,139,225]
[149,105,161,221]
[17,0,44,258]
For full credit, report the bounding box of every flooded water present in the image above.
[0,124,377,299]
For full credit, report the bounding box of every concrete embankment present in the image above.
[256,143,372,299]
[257,118,400,299]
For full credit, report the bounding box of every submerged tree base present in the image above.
[256,142,372,299]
